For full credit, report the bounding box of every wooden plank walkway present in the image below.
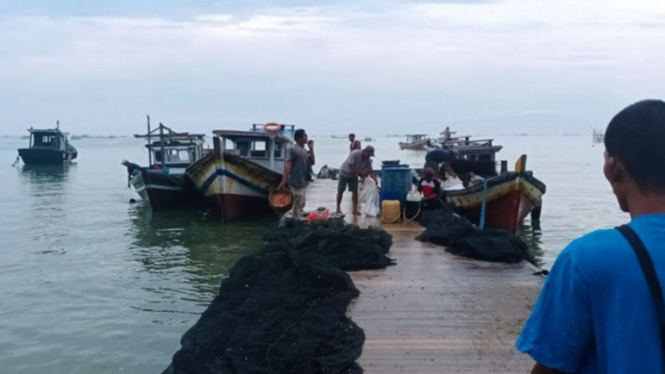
[306,180,543,373]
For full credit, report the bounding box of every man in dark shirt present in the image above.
[122,160,141,188]
[279,129,309,217]
[122,160,141,176]
[425,149,457,179]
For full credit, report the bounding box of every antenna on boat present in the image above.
[56,120,60,130]
[159,122,166,168]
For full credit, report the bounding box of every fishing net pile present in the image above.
[316,165,340,180]
[163,219,395,374]
[416,209,534,264]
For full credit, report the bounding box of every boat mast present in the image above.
[159,122,166,168]
[147,115,152,166]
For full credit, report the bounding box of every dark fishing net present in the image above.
[163,219,395,374]
[316,165,340,180]
[416,209,534,264]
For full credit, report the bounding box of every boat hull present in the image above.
[186,153,282,221]
[399,140,430,151]
[131,169,201,210]
[18,148,71,165]
[445,172,546,232]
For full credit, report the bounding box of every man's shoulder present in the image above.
[564,228,624,256]
[558,228,629,273]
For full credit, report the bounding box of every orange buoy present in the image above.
[264,122,281,132]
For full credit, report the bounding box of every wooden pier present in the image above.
[306,180,543,373]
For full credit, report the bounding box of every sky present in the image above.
[1,0,665,136]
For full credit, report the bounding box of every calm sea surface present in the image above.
[0,135,627,373]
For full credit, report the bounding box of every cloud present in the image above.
[1,0,665,134]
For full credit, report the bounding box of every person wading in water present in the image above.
[517,99,665,373]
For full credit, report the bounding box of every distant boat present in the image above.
[399,134,430,151]
[129,118,206,210]
[17,122,78,165]
[186,123,295,221]
[363,137,374,142]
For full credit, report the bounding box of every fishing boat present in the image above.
[438,136,504,162]
[399,134,431,150]
[186,123,295,221]
[444,155,546,232]
[129,119,206,210]
[17,122,78,165]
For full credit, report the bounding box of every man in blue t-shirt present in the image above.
[517,100,665,373]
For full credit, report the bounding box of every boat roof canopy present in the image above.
[134,123,205,141]
[213,130,293,144]
[28,128,68,136]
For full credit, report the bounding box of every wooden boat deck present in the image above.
[306,180,543,373]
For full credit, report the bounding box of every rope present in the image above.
[380,200,401,224]
[403,204,421,222]
[11,155,20,167]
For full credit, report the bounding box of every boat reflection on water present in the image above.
[19,164,71,184]
[18,165,73,236]
[127,207,273,305]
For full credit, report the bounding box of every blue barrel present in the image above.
[380,164,412,205]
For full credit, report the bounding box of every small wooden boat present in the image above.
[129,118,206,210]
[186,124,295,221]
[445,155,546,232]
[399,134,430,150]
[17,122,78,165]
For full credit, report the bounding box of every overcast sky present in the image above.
[1,0,665,136]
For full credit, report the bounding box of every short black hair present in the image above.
[605,99,665,193]
[349,133,355,137]
[294,129,306,141]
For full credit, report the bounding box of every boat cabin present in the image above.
[441,137,503,162]
[27,128,72,152]
[405,134,429,143]
[213,124,296,172]
[134,123,205,170]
